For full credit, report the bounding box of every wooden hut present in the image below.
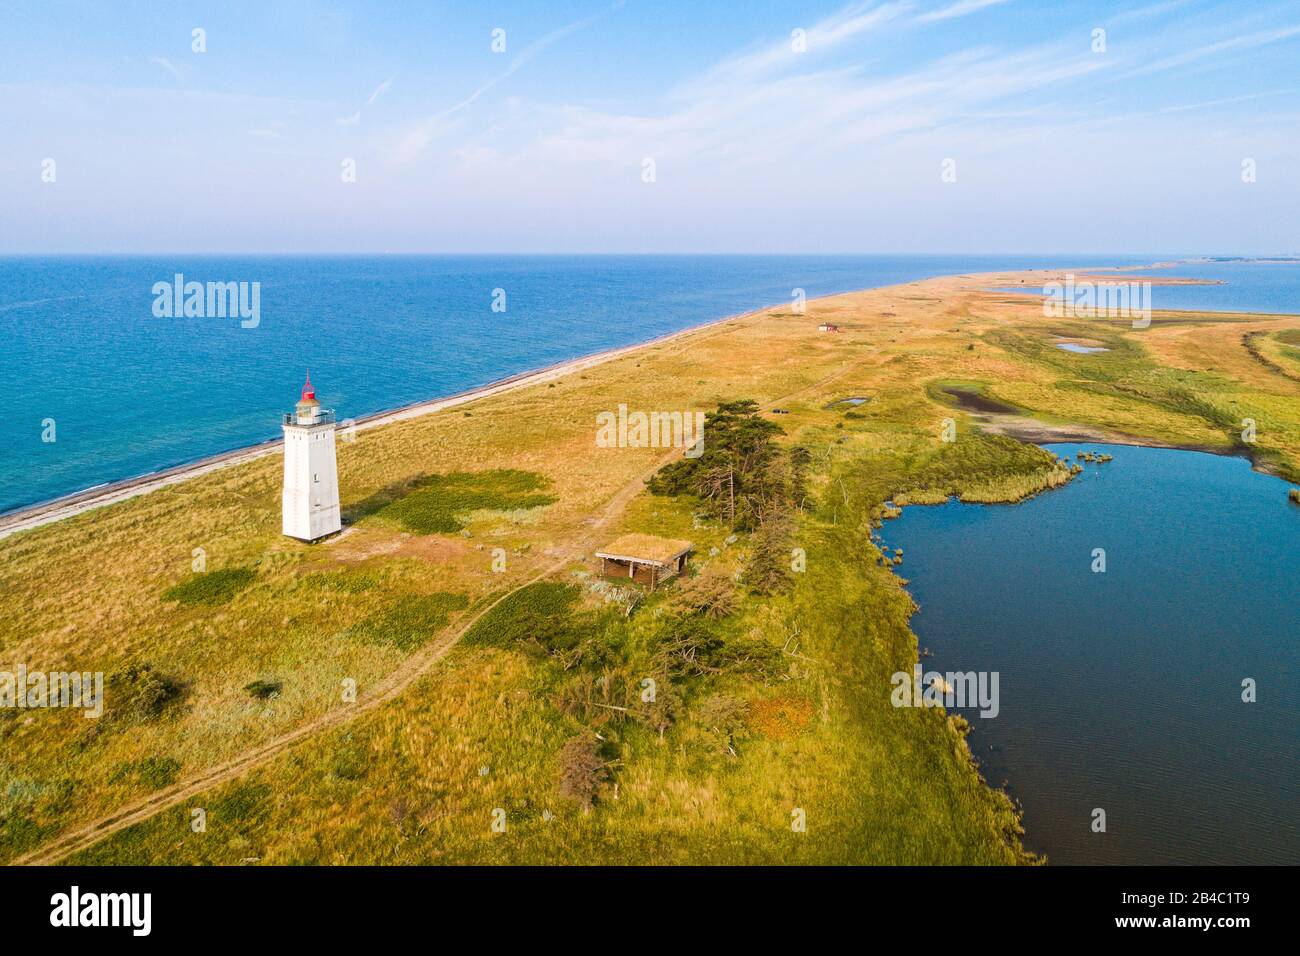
[595,534,693,589]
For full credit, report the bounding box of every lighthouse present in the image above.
[281,372,341,541]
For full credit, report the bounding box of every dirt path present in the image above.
[15,447,678,866]
[16,345,871,866]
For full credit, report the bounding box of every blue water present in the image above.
[993,259,1300,314]
[1147,260,1300,314]
[885,444,1300,865]
[3,253,1165,515]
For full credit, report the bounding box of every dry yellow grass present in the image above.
[2,267,1298,864]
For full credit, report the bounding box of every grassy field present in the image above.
[3,268,1298,864]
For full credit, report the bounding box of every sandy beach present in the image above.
[2,264,1262,542]
[0,306,748,540]
[4,259,1298,870]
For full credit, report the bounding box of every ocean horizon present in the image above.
[5,252,1293,515]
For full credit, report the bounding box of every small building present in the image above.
[595,534,693,589]
[818,322,841,333]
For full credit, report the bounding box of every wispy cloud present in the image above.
[338,75,395,125]
[1123,23,1300,78]
[488,0,1300,185]
[150,56,181,81]
[701,1,910,80]
[390,1,624,162]
[10,0,1300,253]
[507,4,1105,175]
[917,0,1013,23]
[1158,88,1291,113]
[1106,0,1194,25]
[365,76,394,106]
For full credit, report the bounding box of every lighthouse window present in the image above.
[314,473,320,483]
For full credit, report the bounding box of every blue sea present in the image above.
[886,444,1300,865]
[992,258,1300,314]
[2,254,1295,515]
[1144,259,1300,313]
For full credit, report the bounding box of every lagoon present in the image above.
[884,443,1300,864]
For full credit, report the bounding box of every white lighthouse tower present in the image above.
[281,372,341,541]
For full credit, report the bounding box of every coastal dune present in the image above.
[0,266,1259,540]
[3,264,1298,866]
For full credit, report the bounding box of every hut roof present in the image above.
[595,533,694,567]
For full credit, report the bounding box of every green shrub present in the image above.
[162,567,256,606]
[652,617,728,678]
[244,679,282,700]
[308,569,379,593]
[345,593,469,652]
[110,756,181,790]
[376,470,556,534]
[331,737,369,781]
[462,582,581,650]
[0,814,52,858]
[557,733,611,811]
[672,566,739,618]
[102,664,185,727]
[210,782,272,824]
[743,518,795,595]
[694,693,751,757]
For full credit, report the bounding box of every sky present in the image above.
[2,0,1299,254]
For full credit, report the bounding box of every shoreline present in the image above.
[5,258,1298,867]
[884,439,1299,865]
[5,264,1296,539]
[0,305,754,539]
[962,402,1297,482]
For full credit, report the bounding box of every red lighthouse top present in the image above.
[301,371,315,401]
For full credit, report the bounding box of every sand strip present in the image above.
[0,307,751,540]
[3,264,1279,540]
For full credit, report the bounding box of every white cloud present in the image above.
[365,76,394,106]
[700,1,911,80]
[388,2,624,163]
[337,75,395,125]
[150,56,180,81]
[917,0,1013,23]
[1123,23,1300,78]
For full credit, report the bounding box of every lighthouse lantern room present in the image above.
[282,372,341,541]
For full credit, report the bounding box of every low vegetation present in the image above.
[344,592,469,652]
[371,469,556,534]
[4,267,1297,865]
[162,567,257,606]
